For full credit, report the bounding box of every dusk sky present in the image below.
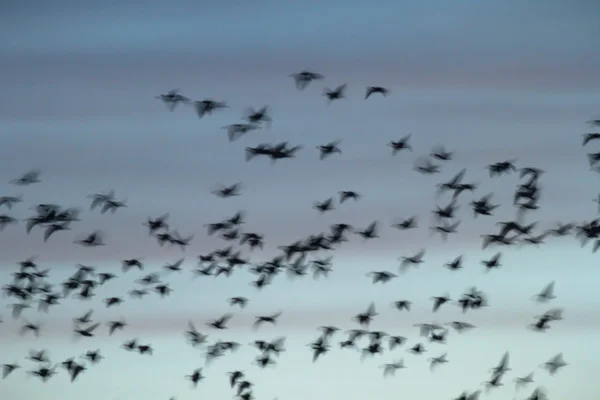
[1,1,600,399]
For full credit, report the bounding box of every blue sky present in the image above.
[1,0,600,399]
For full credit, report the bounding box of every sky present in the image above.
[1,0,600,399]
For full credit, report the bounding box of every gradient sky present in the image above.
[1,1,600,399]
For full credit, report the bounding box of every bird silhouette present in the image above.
[365,86,389,99]
[317,140,342,160]
[192,99,228,118]
[155,89,190,111]
[290,70,324,90]
[10,169,41,185]
[323,84,347,103]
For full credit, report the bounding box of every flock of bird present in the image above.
[2,70,600,400]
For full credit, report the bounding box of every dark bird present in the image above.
[163,258,184,273]
[582,132,600,146]
[514,372,535,390]
[101,198,127,214]
[75,231,105,247]
[0,214,18,230]
[2,363,20,379]
[228,370,244,388]
[67,362,87,382]
[429,353,448,371]
[74,310,94,325]
[253,311,282,329]
[20,321,42,337]
[483,372,505,391]
[122,339,138,351]
[223,123,259,142]
[431,294,451,312]
[487,160,517,177]
[353,302,377,326]
[244,105,272,127]
[339,190,360,203]
[365,86,389,99]
[444,255,463,271]
[0,195,23,209]
[414,157,441,175]
[317,140,342,160]
[208,314,233,329]
[388,134,412,155]
[481,251,502,271]
[186,368,204,387]
[392,300,412,312]
[430,220,460,241]
[399,249,426,270]
[381,359,405,377]
[290,70,324,90]
[28,365,57,382]
[229,296,248,308]
[541,353,567,375]
[587,119,600,127]
[104,297,123,307]
[490,351,511,375]
[314,197,335,213]
[310,337,331,362]
[392,216,418,230]
[123,258,144,272]
[367,271,397,284]
[431,145,453,161]
[155,89,190,111]
[356,221,379,239]
[533,281,556,302]
[323,84,347,103]
[107,319,127,335]
[43,222,71,242]
[137,344,153,355]
[144,213,169,235]
[88,190,115,211]
[185,322,208,346]
[193,99,228,118]
[10,169,41,185]
[408,343,426,355]
[445,321,475,333]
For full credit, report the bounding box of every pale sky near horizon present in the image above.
[1,1,600,399]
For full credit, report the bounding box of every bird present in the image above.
[155,89,190,111]
[223,123,260,142]
[2,363,20,379]
[192,99,228,118]
[533,281,556,302]
[587,119,600,127]
[365,86,389,99]
[323,84,347,103]
[582,132,600,146]
[388,134,412,155]
[10,169,41,185]
[514,372,534,390]
[428,352,448,371]
[541,353,567,375]
[290,70,324,90]
[317,140,342,160]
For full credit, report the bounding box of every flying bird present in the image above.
[365,86,389,99]
[290,70,324,90]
